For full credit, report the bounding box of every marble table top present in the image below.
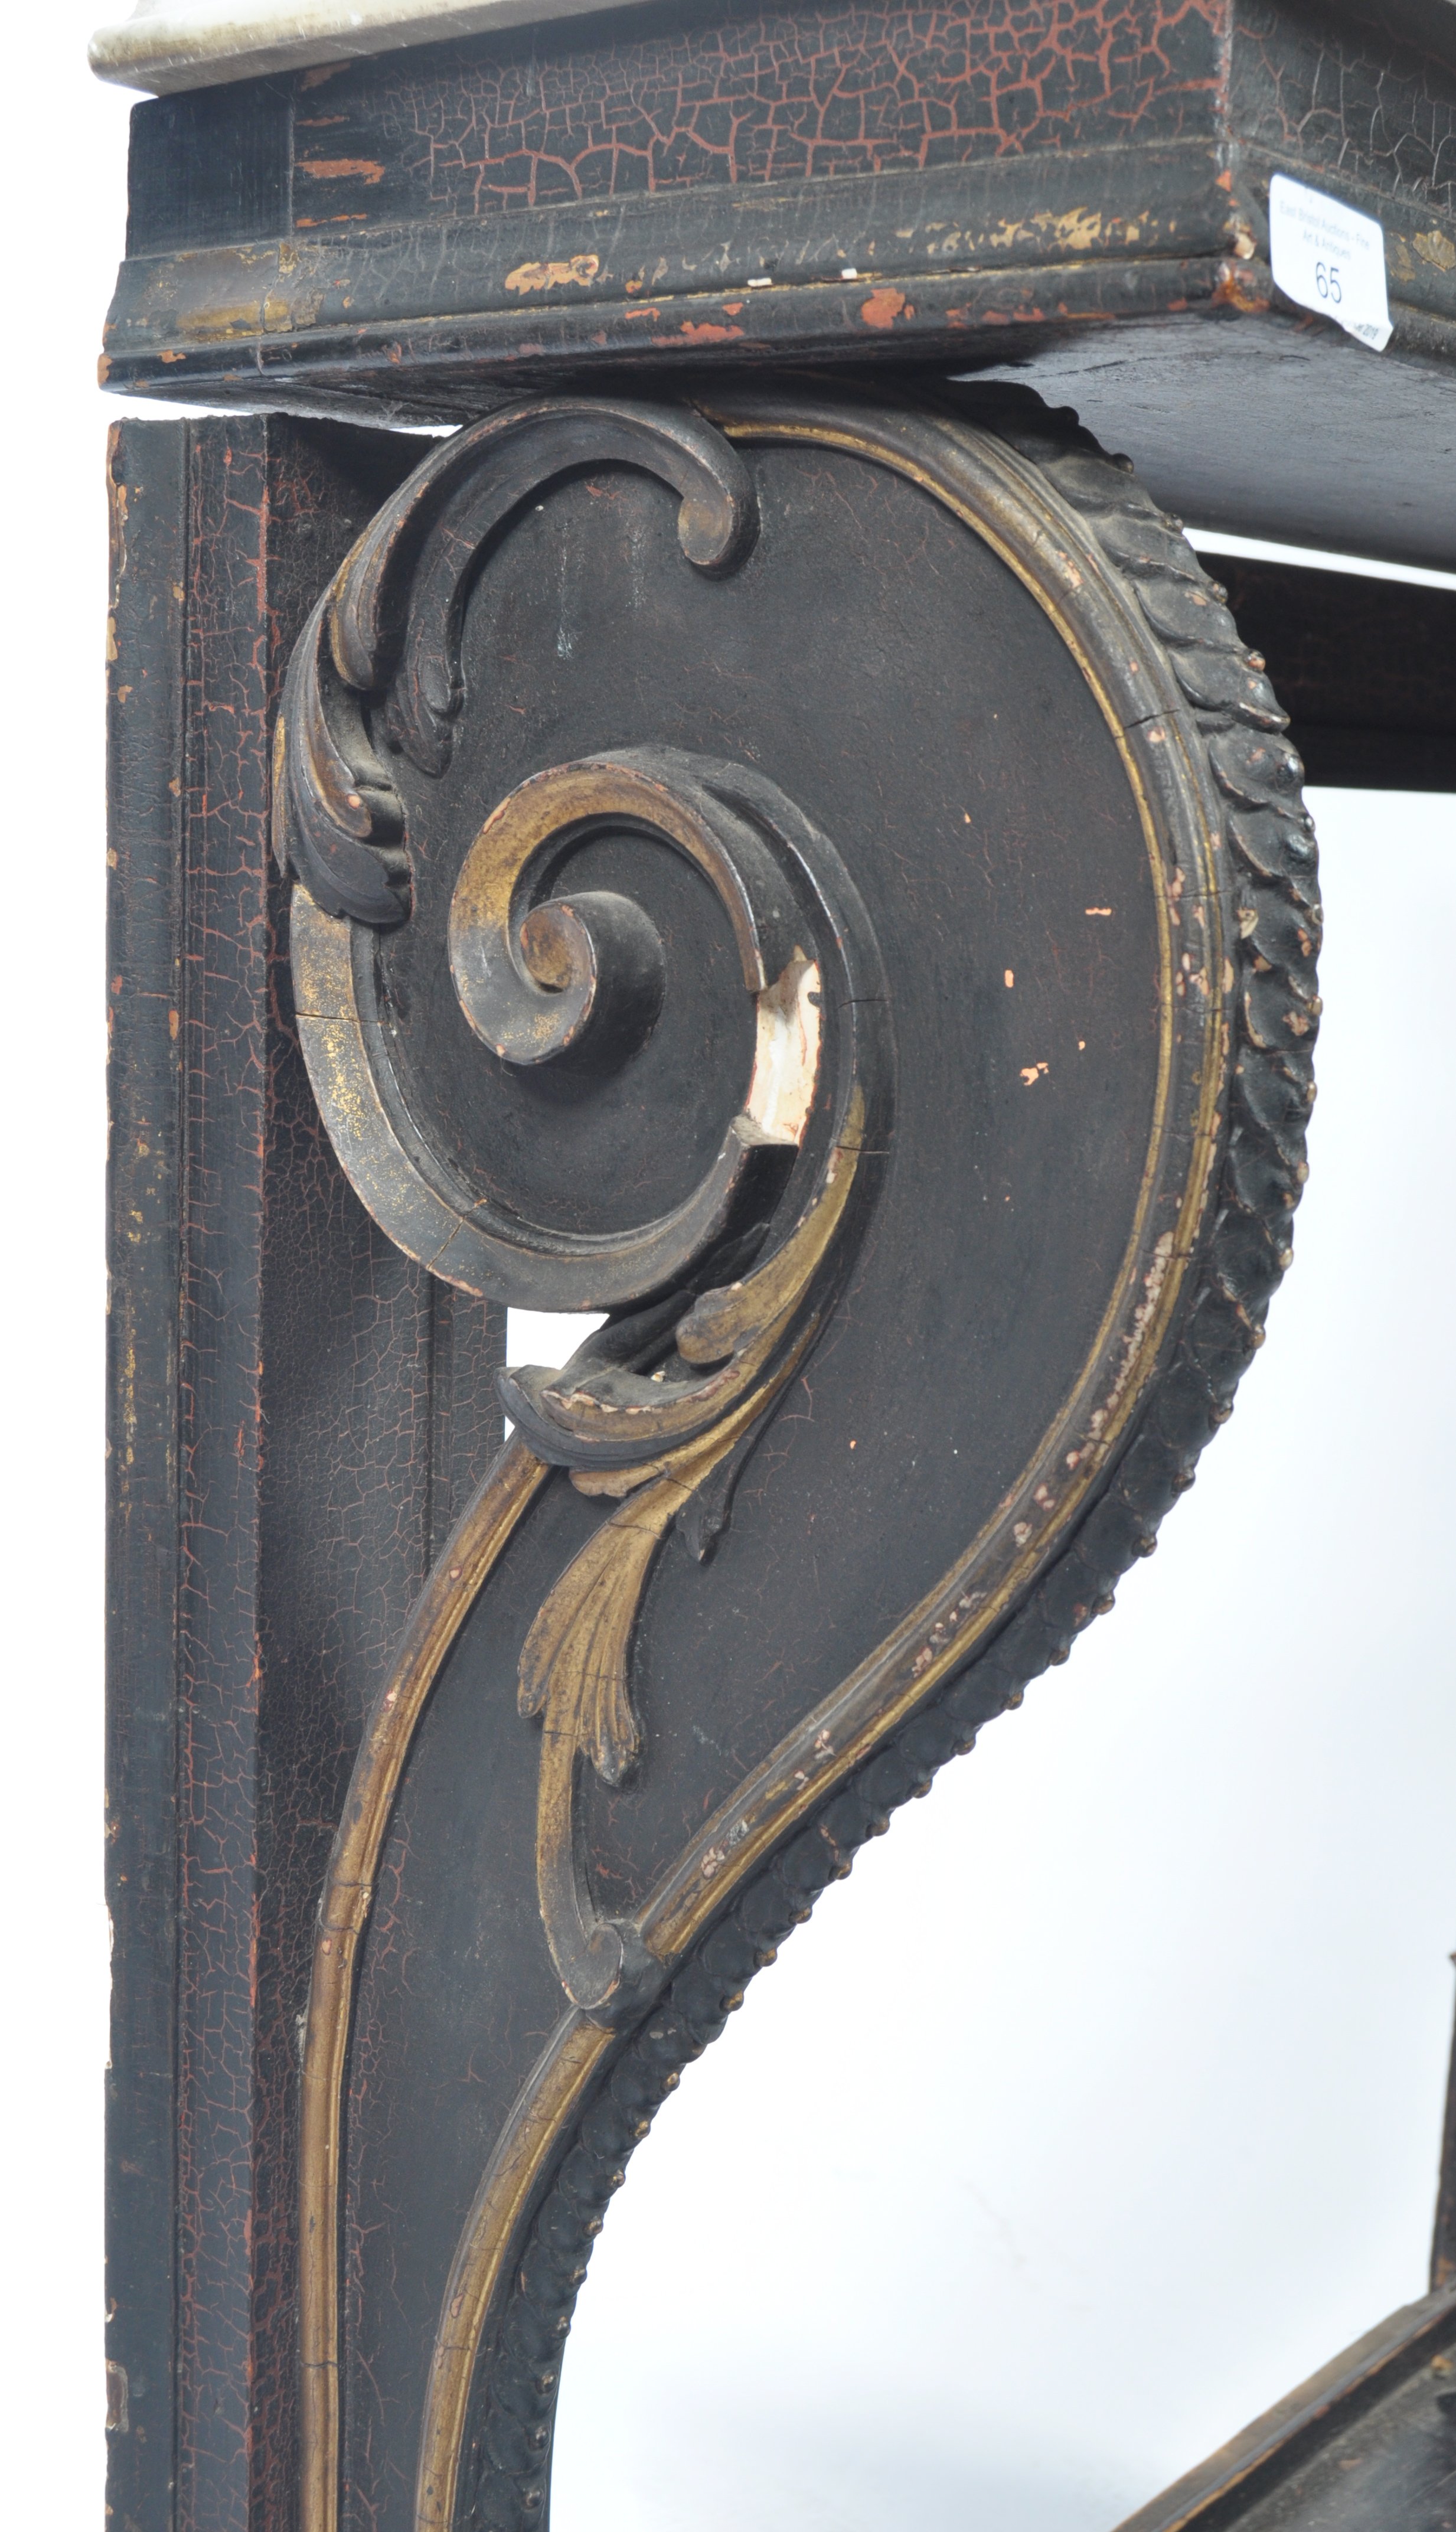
[89,0,639,92]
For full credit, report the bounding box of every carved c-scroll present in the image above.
[275,382,1320,2532]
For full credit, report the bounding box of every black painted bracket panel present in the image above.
[1206,557,1456,792]
[1114,2285,1456,2532]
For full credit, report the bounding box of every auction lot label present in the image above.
[1269,172,1392,352]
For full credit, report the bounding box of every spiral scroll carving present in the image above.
[275,395,887,1370]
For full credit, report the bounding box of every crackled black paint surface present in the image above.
[106,415,505,2532]
[108,0,1456,579]
[289,0,1223,226]
[1233,0,1456,212]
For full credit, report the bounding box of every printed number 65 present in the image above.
[1316,260,1343,304]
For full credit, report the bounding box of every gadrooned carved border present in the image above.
[275,382,1319,2532]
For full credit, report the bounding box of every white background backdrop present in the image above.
[2,10,1453,2523]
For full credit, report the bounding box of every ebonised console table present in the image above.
[94,6,1455,2530]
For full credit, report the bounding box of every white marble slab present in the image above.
[89,0,642,92]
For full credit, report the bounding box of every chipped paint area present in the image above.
[223,2,1226,230]
[789,1727,838,1790]
[746,954,821,1145]
[1211,257,1269,315]
[296,156,386,184]
[1086,1228,1177,1447]
[263,288,326,334]
[910,1587,987,1680]
[986,203,1109,252]
[860,286,913,328]
[504,253,600,296]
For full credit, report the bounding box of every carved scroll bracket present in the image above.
[276,379,1321,2532]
